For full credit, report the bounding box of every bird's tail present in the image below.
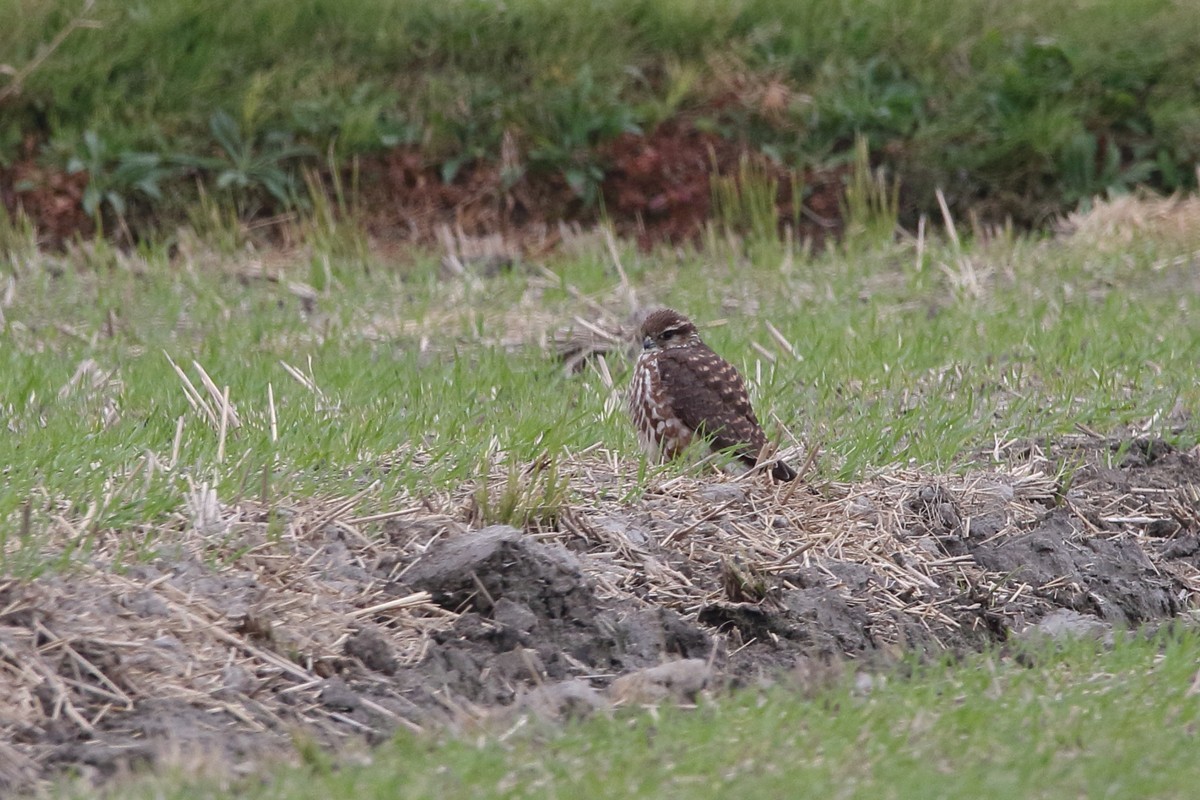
[770,460,797,482]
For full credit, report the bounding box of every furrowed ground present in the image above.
[2,192,1200,796]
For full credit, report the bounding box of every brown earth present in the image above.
[2,435,1199,792]
[0,137,93,243]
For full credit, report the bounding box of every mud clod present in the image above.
[404,525,594,620]
[318,678,362,712]
[609,659,713,705]
[970,510,1180,624]
[513,679,608,722]
[344,629,398,675]
[1019,609,1113,643]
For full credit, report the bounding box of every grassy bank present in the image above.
[3,0,1200,237]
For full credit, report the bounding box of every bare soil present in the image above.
[2,436,1199,792]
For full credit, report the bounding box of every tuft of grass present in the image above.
[841,133,900,251]
[0,203,38,261]
[710,154,781,250]
[470,455,571,531]
[299,163,370,267]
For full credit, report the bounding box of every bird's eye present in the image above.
[660,330,674,340]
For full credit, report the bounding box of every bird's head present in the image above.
[639,308,701,352]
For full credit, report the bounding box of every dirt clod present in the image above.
[1019,609,1113,643]
[970,510,1179,625]
[404,525,593,620]
[512,679,609,722]
[344,629,398,675]
[609,659,713,705]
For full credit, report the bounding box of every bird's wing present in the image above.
[657,346,769,463]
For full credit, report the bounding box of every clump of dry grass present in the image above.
[1058,185,1200,254]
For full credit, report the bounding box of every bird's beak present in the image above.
[642,336,654,350]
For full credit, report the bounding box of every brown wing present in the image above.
[656,345,770,465]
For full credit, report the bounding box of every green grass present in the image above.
[3,210,1199,572]
[69,630,1200,799]
[3,0,1200,229]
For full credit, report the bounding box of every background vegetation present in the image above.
[3,0,1200,237]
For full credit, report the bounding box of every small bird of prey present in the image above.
[627,308,796,481]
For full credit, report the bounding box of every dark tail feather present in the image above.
[770,460,797,482]
[737,442,798,482]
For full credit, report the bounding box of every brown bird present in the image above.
[627,308,796,481]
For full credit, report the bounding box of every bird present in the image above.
[627,308,797,481]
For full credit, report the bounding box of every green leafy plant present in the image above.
[426,81,506,184]
[290,84,420,155]
[179,111,313,214]
[66,130,177,222]
[528,66,641,205]
[805,57,926,156]
[1058,133,1159,207]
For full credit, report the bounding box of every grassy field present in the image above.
[4,192,1200,796]
[4,0,1200,231]
[82,631,1200,800]
[4,198,1200,571]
